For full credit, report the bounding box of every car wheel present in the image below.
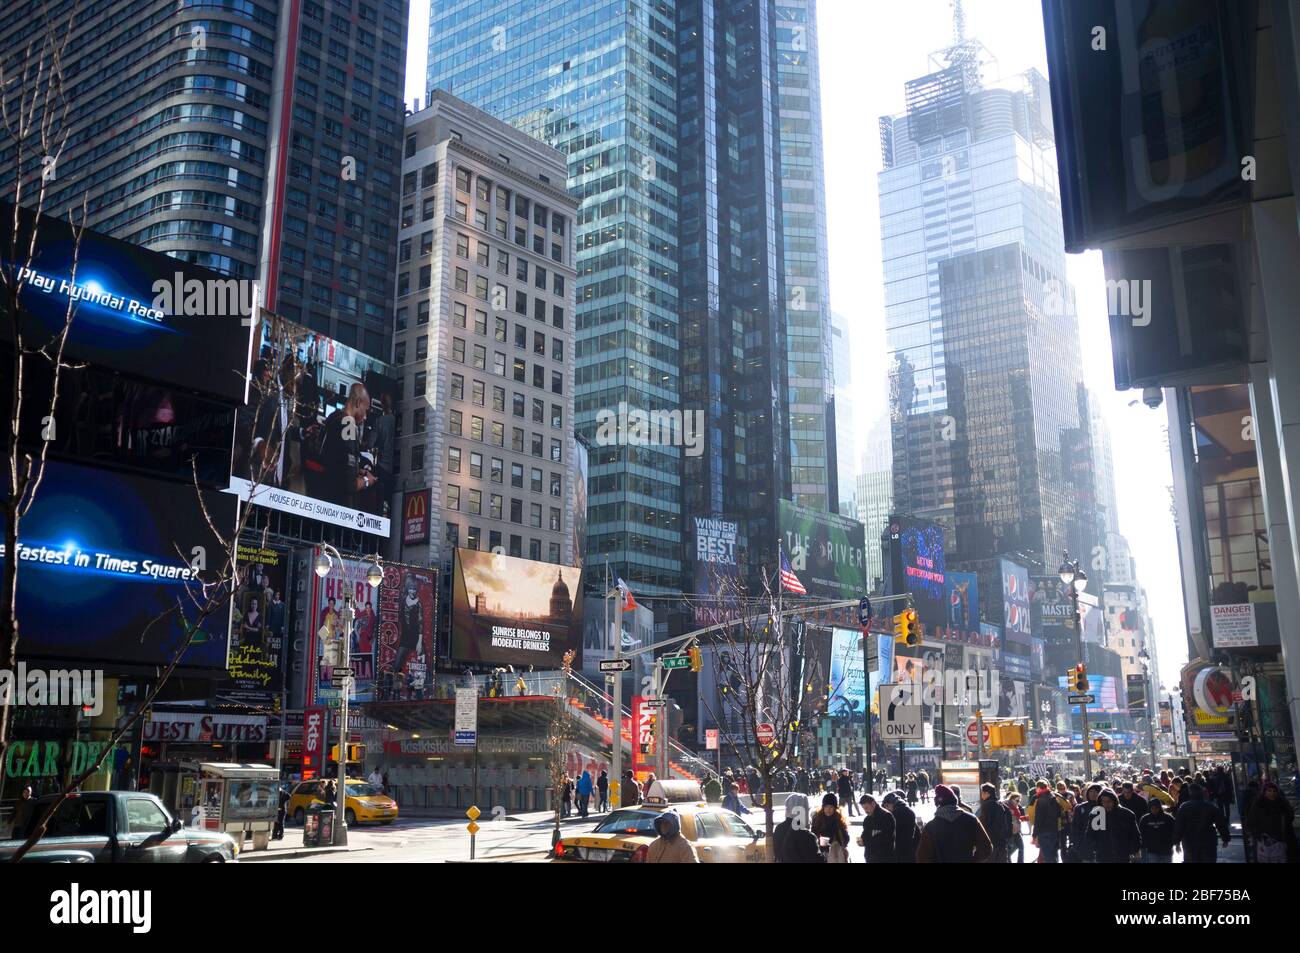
[380,819,394,825]
[293,807,304,825]
[345,809,357,826]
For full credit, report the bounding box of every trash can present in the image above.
[303,802,334,847]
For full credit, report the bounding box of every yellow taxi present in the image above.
[288,778,399,826]
[551,780,766,863]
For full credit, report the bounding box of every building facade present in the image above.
[392,91,578,578]
[0,0,408,360]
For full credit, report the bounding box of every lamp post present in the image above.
[314,544,383,846]
[1058,551,1092,778]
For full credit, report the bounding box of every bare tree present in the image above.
[0,2,85,782]
[547,649,577,846]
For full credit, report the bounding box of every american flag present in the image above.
[779,548,807,595]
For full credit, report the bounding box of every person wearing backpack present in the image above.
[977,782,1013,862]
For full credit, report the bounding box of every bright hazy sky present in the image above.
[404,0,1188,689]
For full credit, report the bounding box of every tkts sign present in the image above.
[303,706,325,779]
[402,489,431,546]
[632,696,656,781]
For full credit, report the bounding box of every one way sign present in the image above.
[878,685,925,742]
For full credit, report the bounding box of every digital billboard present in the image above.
[451,549,583,668]
[0,200,252,403]
[1000,558,1031,640]
[1058,673,1122,714]
[217,543,289,706]
[4,459,236,668]
[827,629,867,719]
[896,518,945,626]
[400,490,431,546]
[691,515,742,625]
[228,311,396,537]
[375,564,436,701]
[779,500,866,599]
[943,569,979,631]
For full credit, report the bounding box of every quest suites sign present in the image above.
[142,712,268,744]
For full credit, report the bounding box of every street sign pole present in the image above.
[335,597,353,846]
[611,582,623,806]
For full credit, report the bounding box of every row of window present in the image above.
[444,485,563,532]
[441,410,565,463]
[445,523,562,563]
[444,374,564,427]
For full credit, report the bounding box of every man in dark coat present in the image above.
[1173,783,1231,862]
[917,784,992,863]
[1090,789,1141,863]
[1138,799,1177,862]
[858,794,896,862]
[1118,782,1149,822]
[1070,783,1103,862]
[1029,780,1062,862]
[773,794,823,863]
[882,790,918,863]
[837,769,858,816]
[976,782,1012,862]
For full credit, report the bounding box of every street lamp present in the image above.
[1058,551,1093,778]
[315,543,383,846]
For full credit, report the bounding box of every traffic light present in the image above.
[893,609,919,647]
[688,646,703,673]
[1070,663,1089,693]
[988,722,1027,749]
[1091,737,1108,753]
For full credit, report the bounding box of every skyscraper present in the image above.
[879,32,1098,619]
[831,312,856,517]
[428,0,838,594]
[427,0,681,594]
[0,0,409,360]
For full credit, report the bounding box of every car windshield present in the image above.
[592,810,663,835]
[347,783,383,797]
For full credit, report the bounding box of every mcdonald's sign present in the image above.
[402,489,431,545]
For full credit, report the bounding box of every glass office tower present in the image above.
[429,1,838,595]
[427,0,682,593]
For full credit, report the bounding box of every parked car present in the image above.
[0,792,239,863]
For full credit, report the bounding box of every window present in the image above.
[395,306,408,331]
[468,489,481,516]
[513,392,526,418]
[472,344,486,369]
[410,445,424,471]
[534,331,546,355]
[490,421,504,447]
[551,438,562,462]
[422,197,435,220]
[552,338,563,361]
[497,249,509,274]
[448,373,460,399]
[475,310,488,335]
[416,336,428,360]
[448,446,461,472]
[548,541,561,564]
[532,365,544,389]
[509,535,522,557]
[530,503,542,528]
[467,526,480,550]
[551,404,562,428]
[550,472,562,497]
[531,468,543,493]
[493,352,507,377]
[445,523,459,548]
[554,274,565,296]
[490,458,504,483]
[493,386,506,412]
[531,433,543,458]
[455,268,468,293]
[550,508,561,532]
[398,238,411,262]
[457,233,469,258]
[532,398,544,424]
[552,305,564,329]
[420,230,434,256]
[126,798,171,836]
[417,300,430,325]
[514,324,527,349]
[529,539,541,560]
[456,167,471,191]
[469,452,482,478]
[510,498,523,523]
[512,428,524,452]
[533,298,547,323]
[513,358,526,383]
[470,415,484,441]
[535,265,547,290]
[422,162,438,187]
[511,463,523,488]
[412,407,426,433]
[552,371,563,395]
[453,302,467,328]
[471,379,485,406]
[490,495,503,520]
[476,241,489,267]
[495,317,508,342]
[449,409,462,435]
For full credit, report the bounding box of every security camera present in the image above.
[1141,387,1163,409]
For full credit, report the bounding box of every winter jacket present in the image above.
[645,815,699,864]
[890,802,919,863]
[1071,800,1100,861]
[1246,795,1296,844]
[977,798,1012,851]
[810,809,851,849]
[916,804,993,863]
[1118,793,1149,821]
[1091,804,1141,863]
[1173,792,1230,862]
[577,771,594,796]
[836,775,855,804]
[1028,791,1060,836]
[1138,812,1175,855]
[860,808,896,863]
[773,818,824,863]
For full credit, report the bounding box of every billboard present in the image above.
[375,564,436,701]
[450,549,583,668]
[1000,559,1031,640]
[228,311,396,537]
[573,435,588,568]
[0,200,253,403]
[895,518,946,626]
[3,459,236,668]
[309,549,383,704]
[218,543,289,706]
[996,676,1028,718]
[401,490,431,546]
[1057,673,1122,714]
[943,570,979,631]
[827,629,868,719]
[691,515,742,625]
[779,500,866,598]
